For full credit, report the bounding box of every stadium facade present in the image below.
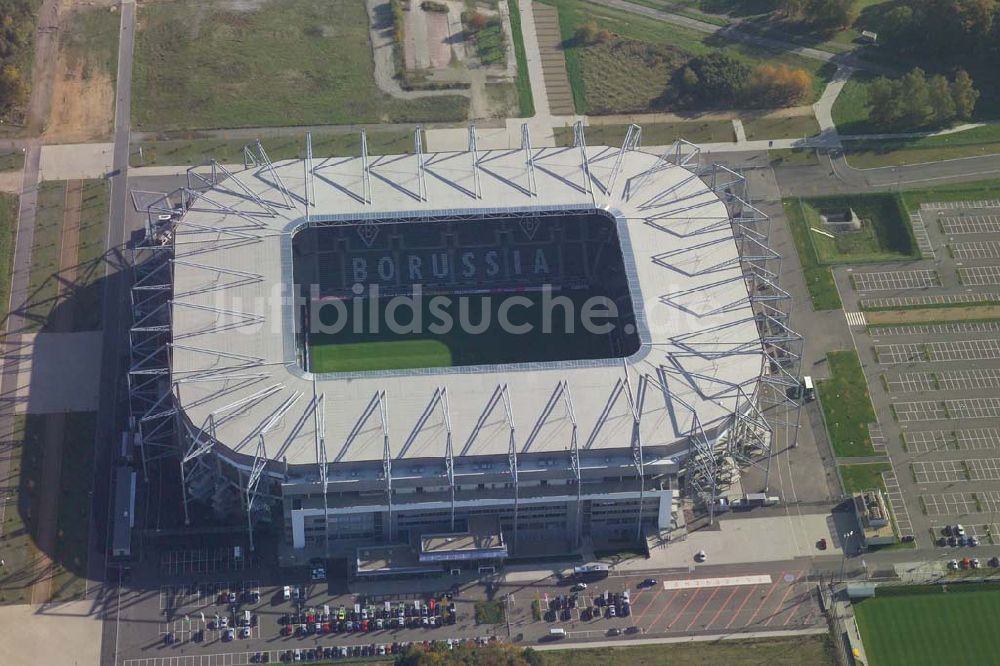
[127,125,801,570]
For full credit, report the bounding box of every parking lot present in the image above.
[834,200,1000,554]
[851,269,941,291]
[525,570,819,639]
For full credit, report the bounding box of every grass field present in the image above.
[132,0,468,130]
[782,199,842,310]
[539,0,831,115]
[796,194,916,264]
[21,180,108,332]
[742,115,820,140]
[71,180,110,330]
[308,289,637,374]
[542,635,835,666]
[48,412,97,602]
[900,177,1000,212]
[817,351,878,458]
[131,129,422,167]
[783,193,917,310]
[0,151,25,172]
[839,462,890,494]
[769,147,820,167]
[553,120,734,147]
[508,0,534,117]
[0,193,19,326]
[311,340,452,374]
[23,182,66,332]
[0,415,39,605]
[855,584,1000,666]
[843,123,1000,168]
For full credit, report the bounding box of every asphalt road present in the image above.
[97,3,137,666]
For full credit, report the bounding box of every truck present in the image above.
[731,494,781,510]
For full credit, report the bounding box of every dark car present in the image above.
[625,625,640,634]
[607,628,622,636]
[640,578,657,588]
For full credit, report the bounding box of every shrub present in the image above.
[467,12,489,31]
[420,0,449,12]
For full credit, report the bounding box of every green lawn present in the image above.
[0,415,38,605]
[308,288,636,373]
[794,194,916,264]
[508,0,534,117]
[61,4,120,82]
[843,123,1000,168]
[0,151,25,172]
[553,120,734,147]
[839,462,890,494]
[817,350,878,457]
[311,339,452,373]
[48,412,97,602]
[769,147,820,167]
[782,199,842,310]
[71,180,109,331]
[542,635,835,666]
[474,600,505,625]
[830,72,877,135]
[899,178,1000,212]
[0,193,19,324]
[132,0,468,130]
[131,129,423,167]
[539,0,832,115]
[856,585,1000,666]
[742,115,820,140]
[23,182,66,332]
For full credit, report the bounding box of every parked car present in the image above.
[607,627,621,636]
[639,578,657,588]
[948,559,959,570]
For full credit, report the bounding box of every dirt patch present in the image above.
[45,54,114,142]
[425,11,451,68]
[44,3,117,142]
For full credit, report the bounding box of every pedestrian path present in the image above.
[531,3,575,116]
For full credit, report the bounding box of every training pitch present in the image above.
[854,585,1000,666]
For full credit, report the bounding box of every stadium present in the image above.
[127,125,800,571]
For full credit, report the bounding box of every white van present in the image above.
[802,376,815,402]
[549,628,566,639]
[282,585,291,601]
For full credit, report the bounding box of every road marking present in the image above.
[683,586,722,632]
[660,575,772,590]
[845,311,867,327]
[763,576,801,627]
[743,574,786,628]
[704,585,741,630]
[723,584,759,630]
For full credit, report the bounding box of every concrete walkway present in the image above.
[533,627,830,651]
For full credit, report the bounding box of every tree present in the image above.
[575,21,598,45]
[928,74,957,124]
[675,52,750,108]
[808,0,857,30]
[898,67,932,128]
[866,76,900,128]
[951,69,980,119]
[747,63,813,106]
[467,12,489,32]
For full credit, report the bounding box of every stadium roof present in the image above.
[170,138,765,469]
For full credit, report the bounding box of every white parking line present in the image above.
[851,269,940,292]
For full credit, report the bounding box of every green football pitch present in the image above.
[307,289,638,374]
[854,584,1000,666]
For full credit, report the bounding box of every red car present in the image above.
[281,625,293,636]
[428,598,436,612]
[306,613,316,623]
[361,620,369,632]
[322,623,332,634]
